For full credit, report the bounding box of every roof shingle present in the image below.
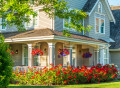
[82,0,97,12]
[110,9,120,49]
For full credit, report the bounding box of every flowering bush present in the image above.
[58,49,69,58]
[82,52,92,58]
[12,64,118,85]
[7,49,14,55]
[32,49,43,56]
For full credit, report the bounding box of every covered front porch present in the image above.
[4,29,110,71]
[9,41,109,71]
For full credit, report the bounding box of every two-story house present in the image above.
[1,0,115,70]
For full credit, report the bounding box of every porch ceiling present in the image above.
[2,28,107,45]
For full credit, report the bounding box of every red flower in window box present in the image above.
[32,49,43,56]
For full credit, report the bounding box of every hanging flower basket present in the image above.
[82,52,92,58]
[7,49,14,55]
[58,49,69,58]
[32,49,43,56]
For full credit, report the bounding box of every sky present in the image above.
[108,0,120,6]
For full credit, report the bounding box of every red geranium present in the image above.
[32,49,43,56]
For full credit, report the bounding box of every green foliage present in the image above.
[12,64,118,85]
[0,0,92,36]
[0,35,13,88]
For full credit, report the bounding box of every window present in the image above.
[25,11,39,28]
[23,46,28,66]
[0,17,6,30]
[63,18,76,31]
[98,2,102,13]
[103,49,109,65]
[95,17,105,34]
[63,18,70,29]
[25,15,33,27]
[33,11,39,26]
[33,46,39,66]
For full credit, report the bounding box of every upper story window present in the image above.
[63,18,76,31]
[25,10,39,28]
[0,17,6,30]
[95,17,105,34]
[98,2,102,13]
[33,11,39,26]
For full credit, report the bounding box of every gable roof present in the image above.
[82,0,115,23]
[82,0,98,12]
[110,9,120,49]
[2,28,106,43]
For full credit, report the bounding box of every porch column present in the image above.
[48,42,56,67]
[27,44,32,67]
[100,46,104,65]
[68,45,73,66]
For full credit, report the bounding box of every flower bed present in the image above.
[12,64,118,85]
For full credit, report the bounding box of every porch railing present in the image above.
[13,66,45,72]
[13,66,91,72]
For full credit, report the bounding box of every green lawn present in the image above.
[6,80,120,88]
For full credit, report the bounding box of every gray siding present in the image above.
[110,51,120,68]
[88,0,110,41]
[54,0,88,35]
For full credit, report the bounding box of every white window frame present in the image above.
[0,17,6,30]
[22,45,28,66]
[95,16,105,34]
[63,8,76,32]
[25,15,33,28]
[98,2,102,13]
[33,10,39,27]
[103,48,109,65]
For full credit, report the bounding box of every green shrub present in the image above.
[0,35,13,88]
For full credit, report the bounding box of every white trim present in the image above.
[22,45,25,65]
[98,2,102,13]
[105,0,115,23]
[5,35,108,46]
[89,0,99,16]
[95,12,106,16]
[5,35,54,42]
[54,35,107,46]
[110,49,120,51]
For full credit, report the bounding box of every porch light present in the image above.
[15,50,18,54]
[44,48,47,52]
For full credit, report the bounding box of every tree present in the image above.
[0,35,13,88]
[0,0,92,36]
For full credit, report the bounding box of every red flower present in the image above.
[50,63,54,66]
[64,80,67,85]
